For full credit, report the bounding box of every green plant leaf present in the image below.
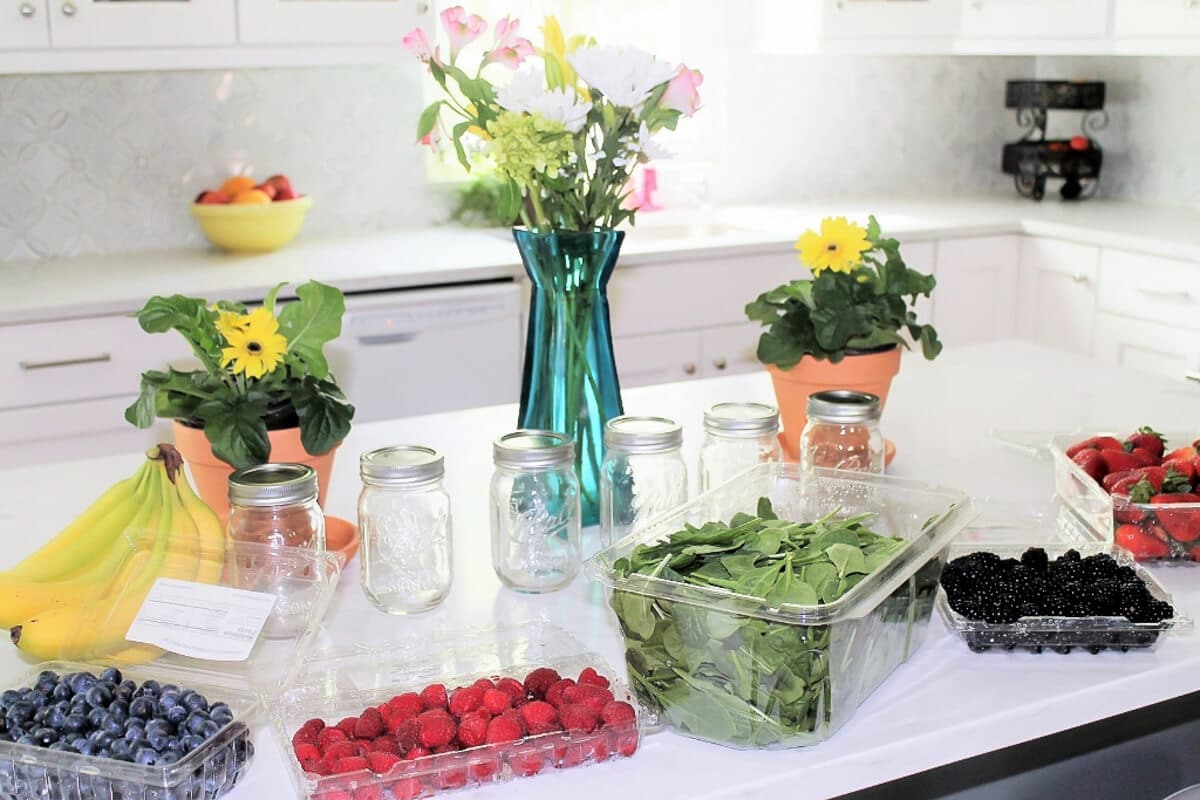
[263,282,287,316]
[124,377,159,428]
[416,100,442,141]
[196,395,270,468]
[277,281,344,380]
[136,295,208,334]
[290,377,354,456]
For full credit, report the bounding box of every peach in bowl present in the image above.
[191,174,311,254]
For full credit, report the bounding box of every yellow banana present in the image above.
[0,461,151,582]
[176,465,226,585]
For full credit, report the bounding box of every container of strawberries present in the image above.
[1052,426,1200,562]
[271,623,648,799]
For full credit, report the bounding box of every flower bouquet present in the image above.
[404,8,702,523]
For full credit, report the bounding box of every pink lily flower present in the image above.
[440,6,487,63]
[661,66,704,117]
[402,28,434,63]
[485,16,535,69]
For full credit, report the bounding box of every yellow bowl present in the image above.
[190,195,312,254]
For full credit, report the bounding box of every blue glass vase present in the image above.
[513,228,625,527]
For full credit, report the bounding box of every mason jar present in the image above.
[799,390,885,474]
[490,430,581,593]
[226,463,325,552]
[600,416,687,547]
[698,402,782,492]
[358,445,453,615]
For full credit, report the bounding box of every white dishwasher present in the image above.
[327,281,523,424]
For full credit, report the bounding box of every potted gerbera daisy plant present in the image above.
[745,215,941,458]
[124,281,354,515]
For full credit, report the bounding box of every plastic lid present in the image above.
[806,390,881,424]
[604,416,683,453]
[228,463,317,507]
[703,402,779,437]
[494,430,575,469]
[360,445,444,486]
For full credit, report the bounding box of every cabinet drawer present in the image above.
[0,314,185,410]
[1020,238,1099,281]
[1092,312,1200,381]
[700,323,764,378]
[0,395,171,468]
[614,331,702,388]
[1097,249,1200,330]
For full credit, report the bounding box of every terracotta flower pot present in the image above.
[767,346,902,459]
[172,421,339,518]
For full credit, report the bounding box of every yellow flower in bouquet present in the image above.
[220,307,287,379]
[796,217,872,275]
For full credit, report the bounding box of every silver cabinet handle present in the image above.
[19,3,35,17]
[415,1,429,12]
[1072,272,1089,284]
[19,353,111,370]
[358,332,419,347]
[682,363,696,376]
[713,358,727,371]
[1138,287,1195,303]
[61,1,75,16]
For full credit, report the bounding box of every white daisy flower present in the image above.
[496,68,593,133]
[568,45,677,110]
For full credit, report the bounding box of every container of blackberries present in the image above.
[0,664,258,800]
[937,543,1192,653]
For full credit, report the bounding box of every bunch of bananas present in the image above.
[3,444,225,664]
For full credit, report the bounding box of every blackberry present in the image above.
[1136,599,1175,624]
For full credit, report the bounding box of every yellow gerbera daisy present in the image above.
[219,308,287,379]
[213,308,247,340]
[795,217,872,275]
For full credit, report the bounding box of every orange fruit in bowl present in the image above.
[219,175,257,196]
[232,189,272,205]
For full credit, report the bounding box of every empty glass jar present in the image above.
[600,416,687,548]
[490,430,581,593]
[699,402,782,492]
[358,445,453,615]
[799,390,885,474]
[226,463,325,552]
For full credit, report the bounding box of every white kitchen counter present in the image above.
[2,197,1198,325]
[3,341,1200,799]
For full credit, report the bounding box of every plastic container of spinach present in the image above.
[585,463,974,750]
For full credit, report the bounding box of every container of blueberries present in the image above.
[937,540,1193,654]
[0,541,341,800]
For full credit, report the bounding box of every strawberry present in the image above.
[1129,448,1158,467]
[1115,523,1171,559]
[332,756,370,774]
[544,679,575,709]
[390,778,423,800]
[519,700,559,734]
[495,677,528,706]
[456,711,490,747]
[392,718,420,752]
[417,710,457,749]
[1113,496,1147,525]
[353,709,385,740]
[294,742,322,762]
[386,693,424,721]
[1071,449,1106,482]
[600,701,637,726]
[481,688,512,715]
[316,728,348,753]
[559,703,599,733]
[1125,426,1166,459]
[1100,450,1143,475]
[448,686,484,719]
[577,667,611,689]
[1066,435,1124,457]
[1162,444,1200,479]
[419,683,448,711]
[366,751,401,775]
[484,715,523,744]
[523,668,561,699]
[1152,493,1200,542]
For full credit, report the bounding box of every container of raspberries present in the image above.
[271,622,649,799]
[586,463,975,750]
[938,542,1192,654]
[1052,427,1200,562]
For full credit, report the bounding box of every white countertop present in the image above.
[3,197,1199,325]
[3,341,1200,799]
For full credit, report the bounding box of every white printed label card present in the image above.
[126,578,277,662]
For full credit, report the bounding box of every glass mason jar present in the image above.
[226,463,326,552]
[799,390,885,474]
[600,416,687,548]
[490,430,581,593]
[358,445,453,615]
[699,402,783,492]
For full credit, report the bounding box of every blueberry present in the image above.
[108,698,129,716]
[1,689,21,706]
[101,716,123,737]
[75,739,96,756]
[26,693,47,710]
[198,720,220,739]
[84,685,112,709]
[98,668,122,685]
[165,705,187,726]
[180,692,208,714]
[139,680,161,696]
[180,734,204,753]
[208,702,232,720]
[48,741,72,752]
[35,670,59,688]
[16,735,35,746]
[158,692,180,710]
[32,727,60,746]
[68,672,97,695]
[160,683,180,695]
[110,739,132,758]
[134,746,158,765]
[62,714,87,734]
[123,726,145,743]
[111,752,133,762]
[128,697,154,720]
[86,707,105,728]
[96,747,111,758]
[44,707,66,729]
[159,750,181,764]
[51,683,73,702]
[184,713,208,736]
[7,700,33,721]
[165,735,180,751]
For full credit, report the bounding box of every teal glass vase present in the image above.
[513,227,625,527]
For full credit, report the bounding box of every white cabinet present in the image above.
[1114,0,1200,37]
[820,0,960,38]
[931,236,1020,348]
[47,0,236,48]
[1093,313,1200,381]
[2,0,49,49]
[700,323,763,379]
[614,331,702,389]
[1017,237,1098,356]
[237,0,427,45]
[959,0,1110,39]
[1097,249,1200,332]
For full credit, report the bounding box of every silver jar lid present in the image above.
[807,390,881,423]
[605,416,683,453]
[360,445,444,486]
[493,429,574,469]
[228,463,317,507]
[703,402,780,437]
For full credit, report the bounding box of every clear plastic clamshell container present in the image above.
[586,463,975,750]
[1051,431,1200,563]
[938,541,1193,654]
[951,500,1101,549]
[271,622,650,799]
[0,540,340,800]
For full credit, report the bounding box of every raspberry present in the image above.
[336,717,360,737]
[293,727,319,749]
[523,667,561,699]
[508,749,544,777]
[294,742,321,762]
[436,765,468,790]
[302,718,326,733]
[564,684,613,716]
[472,678,495,693]
[419,683,448,710]
[610,727,639,757]
[587,734,611,762]
[366,752,401,775]
[469,756,499,782]
[354,708,385,739]
[484,715,523,744]
[495,677,528,706]
[519,701,560,735]
[417,710,457,749]
[332,756,370,773]
[559,703,599,733]
[300,757,326,775]
[391,777,423,800]
[367,737,400,756]
[481,688,511,714]
[404,745,431,760]
[317,728,348,752]
[601,701,636,726]
[457,711,490,748]
[386,693,424,721]
[544,679,575,708]
[392,719,420,752]
[557,742,587,768]
[322,741,362,762]
[316,790,351,800]
[499,709,526,735]
[578,667,611,689]
[448,686,484,719]
[353,785,381,800]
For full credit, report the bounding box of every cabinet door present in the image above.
[931,236,1020,347]
[1093,312,1200,381]
[1097,249,1200,332]
[1114,0,1200,37]
[1017,237,1099,356]
[613,331,702,389]
[960,0,1110,38]
[821,0,960,38]
[48,0,236,48]
[237,0,428,45]
[700,323,764,379]
[2,0,49,49]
